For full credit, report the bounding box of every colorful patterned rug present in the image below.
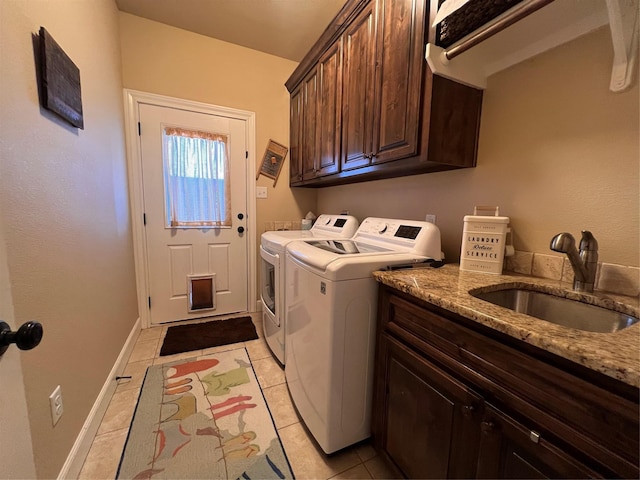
[117,348,294,479]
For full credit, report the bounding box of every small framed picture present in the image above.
[38,27,84,129]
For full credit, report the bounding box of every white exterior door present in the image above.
[139,103,248,324]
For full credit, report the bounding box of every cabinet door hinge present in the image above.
[148,297,151,309]
[138,122,141,136]
[143,213,147,225]
[245,151,248,159]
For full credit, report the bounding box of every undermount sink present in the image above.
[470,287,639,333]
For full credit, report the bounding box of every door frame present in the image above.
[123,89,257,328]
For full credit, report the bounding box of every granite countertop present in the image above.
[373,264,640,388]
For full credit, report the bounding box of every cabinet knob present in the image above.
[481,421,495,434]
[462,405,475,417]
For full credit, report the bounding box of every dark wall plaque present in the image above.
[39,27,84,129]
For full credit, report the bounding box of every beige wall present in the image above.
[318,27,639,268]
[118,13,318,301]
[0,1,138,477]
[0,213,36,478]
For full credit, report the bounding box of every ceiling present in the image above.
[115,0,346,62]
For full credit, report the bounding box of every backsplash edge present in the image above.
[504,250,640,298]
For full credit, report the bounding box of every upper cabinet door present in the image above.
[341,2,376,172]
[315,39,343,177]
[289,86,303,185]
[301,68,320,181]
[371,0,426,165]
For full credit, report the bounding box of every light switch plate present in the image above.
[256,186,268,199]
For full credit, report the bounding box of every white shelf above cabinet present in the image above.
[426,0,638,92]
[606,0,638,92]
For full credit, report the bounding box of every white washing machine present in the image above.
[259,214,359,364]
[284,217,442,453]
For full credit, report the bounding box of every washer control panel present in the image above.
[356,218,423,240]
[352,217,442,258]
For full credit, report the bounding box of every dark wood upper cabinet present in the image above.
[301,68,319,181]
[289,86,303,184]
[341,2,376,171]
[285,0,483,187]
[290,41,342,185]
[315,40,342,178]
[371,0,425,165]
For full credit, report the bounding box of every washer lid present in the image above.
[261,229,348,252]
[305,239,389,255]
[286,239,401,272]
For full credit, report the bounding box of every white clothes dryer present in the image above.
[284,217,442,453]
[259,214,359,364]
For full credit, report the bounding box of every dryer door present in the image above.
[260,245,279,324]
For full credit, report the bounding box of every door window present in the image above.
[163,126,231,228]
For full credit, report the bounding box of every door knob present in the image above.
[0,320,43,356]
[237,226,245,234]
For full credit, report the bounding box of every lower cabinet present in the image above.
[476,403,598,479]
[372,285,639,479]
[381,335,481,478]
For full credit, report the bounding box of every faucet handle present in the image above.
[579,231,598,251]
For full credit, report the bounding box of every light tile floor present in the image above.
[78,313,399,479]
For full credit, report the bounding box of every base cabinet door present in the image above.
[378,334,481,479]
[476,404,600,479]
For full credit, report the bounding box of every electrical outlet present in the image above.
[256,186,268,199]
[49,385,63,426]
[425,214,437,224]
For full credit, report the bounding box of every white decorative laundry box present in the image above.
[460,206,510,274]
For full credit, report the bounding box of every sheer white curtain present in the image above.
[163,127,231,227]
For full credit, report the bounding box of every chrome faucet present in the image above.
[550,231,598,293]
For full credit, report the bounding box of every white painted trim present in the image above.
[606,0,638,92]
[123,89,258,328]
[57,317,141,480]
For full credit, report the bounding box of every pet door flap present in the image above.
[187,274,216,312]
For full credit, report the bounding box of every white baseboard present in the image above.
[57,317,141,480]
